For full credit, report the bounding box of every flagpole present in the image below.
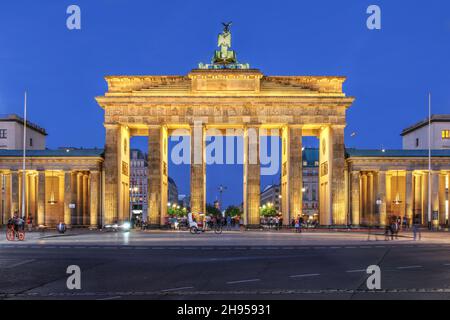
[21,92,27,219]
[428,92,432,230]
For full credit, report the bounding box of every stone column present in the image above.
[431,172,439,226]
[405,171,413,224]
[243,126,260,227]
[281,126,302,224]
[361,173,367,224]
[28,173,37,221]
[422,172,429,224]
[148,126,169,227]
[4,173,11,221]
[37,170,45,226]
[90,171,100,228]
[319,126,346,226]
[77,172,83,225]
[377,171,387,227]
[70,171,78,225]
[413,173,421,224]
[350,171,361,226]
[63,171,72,227]
[386,173,392,217]
[11,171,19,217]
[190,123,206,217]
[368,173,374,219]
[439,173,446,225]
[83,174,89,225]
[104,124,130,224]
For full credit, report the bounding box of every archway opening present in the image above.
[205,129,243,228]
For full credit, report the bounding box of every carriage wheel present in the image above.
[6,229,14,241]
[18,231,25,241]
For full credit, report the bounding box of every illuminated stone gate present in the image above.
[96,69,354,226]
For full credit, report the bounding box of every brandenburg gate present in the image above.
[95,24,355,227]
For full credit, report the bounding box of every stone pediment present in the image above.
[101,69,348,98]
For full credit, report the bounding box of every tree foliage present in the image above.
[260,206,277,217]
[167,207,187,217]
[225,205,241,217]
[206,203,222,217]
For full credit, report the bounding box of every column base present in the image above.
[245,224,262,230]
[147,224,161,229]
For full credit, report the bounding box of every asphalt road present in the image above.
[1,231,450,300]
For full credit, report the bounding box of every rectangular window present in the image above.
[0,129,6,139]
[29,138,33,147]
[442,130,450,140]
[415,138,419,147]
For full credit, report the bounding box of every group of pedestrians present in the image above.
[260,216,284,230]
[383,216,422,241]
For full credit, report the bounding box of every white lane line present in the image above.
[346,269,366,273]
[97,296,122,300]
[227,279,261,285]
[397,265,422,270]
[5,259,35,268]
[161,286,194,292]
[289,273,320,278]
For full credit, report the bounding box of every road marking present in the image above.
[227,279,260,285]
[397,265,422,270]
[161,286,194,292]
[346,269,366,273]
[289,273,320,278]
[443,263,450,266]
[97,296,122,300]
[5,259,35,268]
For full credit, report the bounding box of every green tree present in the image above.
[206,203,222,217]
[260,205,277,217]
[225,205,241,217]
[167,206,187,217]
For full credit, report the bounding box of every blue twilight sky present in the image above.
[1,0,449,208]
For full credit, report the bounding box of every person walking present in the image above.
[226,215,232,231]
[412,222,422,241]
[27,215,33,232]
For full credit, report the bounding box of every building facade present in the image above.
[402,115,450,150]
[130,149,148,220]
[260,184,281,213]
[0,149,103,227]
[0,114,47,150]
[302,148,319,217]
[347,149,450,227]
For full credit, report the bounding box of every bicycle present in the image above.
[189,223,223,235]
[6,224,25,241]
